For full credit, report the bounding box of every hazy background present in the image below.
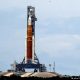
[0,0,80,75]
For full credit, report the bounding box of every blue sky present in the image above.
[0,0,80,75]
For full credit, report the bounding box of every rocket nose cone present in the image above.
[29,16,31,20]
[28,16,32,25]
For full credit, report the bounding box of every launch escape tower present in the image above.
[13,6,46,72]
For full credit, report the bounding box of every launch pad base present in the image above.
[15,63,46,72]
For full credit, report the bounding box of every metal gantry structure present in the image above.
[12,6,46,72]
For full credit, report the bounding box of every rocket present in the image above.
[25,6,36,63]
[27,14,33,63]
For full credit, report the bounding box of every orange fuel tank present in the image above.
[27,24,33,63]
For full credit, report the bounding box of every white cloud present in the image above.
[36,34,80,74]
[31,0,80,18]
[36,34,80,57]
[0,0,80,18]
[0,0,26,10]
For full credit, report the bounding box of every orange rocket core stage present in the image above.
[27,24,33,62]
